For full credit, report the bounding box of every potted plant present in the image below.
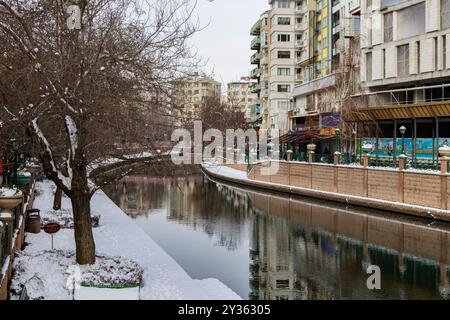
[0,186,23,219]
[9,170,32,188]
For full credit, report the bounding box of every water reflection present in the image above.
[104,175,450,300]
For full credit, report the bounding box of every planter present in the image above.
[439,147,450,157]
[0,196,23,215]
[9,173,32,188]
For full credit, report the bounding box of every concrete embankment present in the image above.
[202,164,450,223]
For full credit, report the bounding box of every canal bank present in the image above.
[10,180,240,300]
[201,163,450,222]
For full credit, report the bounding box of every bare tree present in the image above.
[0,0,200,264]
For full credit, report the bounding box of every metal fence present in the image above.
[0,222,8,269]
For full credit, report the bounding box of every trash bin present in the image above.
[26,209,41,234]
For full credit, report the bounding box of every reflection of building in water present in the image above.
[245,189,450,300]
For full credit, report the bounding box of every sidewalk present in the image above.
[12,180,240,300]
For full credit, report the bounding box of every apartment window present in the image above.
[277,34,291,42]
[278,17,291,25]
[278,100,289,110]
[443,0,450,28]
[277,84,291,92]
[278,0,291,8]
[443,36,447,69]
[397,3,425,40]
[384,12,393,42]
[417,41,421,73]
[277,68,291,76]
[278,51,291,59]
[397,44,410,77]
[366,52,372,81]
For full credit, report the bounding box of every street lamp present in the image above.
[9,133,19,184]
[399,126,407,155]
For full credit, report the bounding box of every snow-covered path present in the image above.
[18,180,241,300]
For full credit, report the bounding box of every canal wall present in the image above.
[202,161,450,222]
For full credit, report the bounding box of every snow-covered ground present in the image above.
[12,180,241,300]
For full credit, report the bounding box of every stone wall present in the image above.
[247,160,449,211]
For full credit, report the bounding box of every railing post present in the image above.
[287,150,293,162]
[334,152,341,192]
[398,155,406,203]
[440,156,448,210]
[363,154,370,197]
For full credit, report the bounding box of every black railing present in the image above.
[0,222,8,268]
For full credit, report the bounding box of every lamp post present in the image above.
[9,133,19,185]
[399,125,407,155]
[335,128,341,154]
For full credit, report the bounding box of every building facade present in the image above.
[227,77,258,121]
[172,73,222,123]
[353,0,450,167]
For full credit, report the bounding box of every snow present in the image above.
[74,286,140,300]
[0,187,22,197]
[12,180,241,300]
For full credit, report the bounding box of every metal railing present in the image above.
[0,222,8,269]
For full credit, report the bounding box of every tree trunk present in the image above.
[53,187,62,210]
[71,190,96,264]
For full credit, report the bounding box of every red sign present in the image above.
[43,223,61,234]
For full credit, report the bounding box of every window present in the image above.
[442,0,450,29]
[278,17,291,25]
[278,51,291,59]
[397,3,425,40]
[366,52,372,81]
[384,12,393,42]
[277,34,291,42]
[397,44,409,77]
[277,68,291,76]
[278,100,289,110]
[278,0,290,8]
[277,84,291,92]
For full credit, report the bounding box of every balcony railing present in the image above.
[250,68,262,79]
[250,53,261,65]
[250,83,261,93]
[251,36,261,50]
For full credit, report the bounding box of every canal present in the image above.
[104,174,450,300]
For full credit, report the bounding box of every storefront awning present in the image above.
[345,101,450,122]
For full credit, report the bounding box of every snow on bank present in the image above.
[14,180,241,300]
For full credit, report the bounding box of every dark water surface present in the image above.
[104,174,450,300]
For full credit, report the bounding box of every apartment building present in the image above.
[172,73,222,123]
[250,1,305,133]
[227,77,258,121]
[352,0,450,166]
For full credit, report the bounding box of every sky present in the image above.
[189,0,269,88]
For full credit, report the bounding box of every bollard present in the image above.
[334,152,341,165]
[287,150,293,161]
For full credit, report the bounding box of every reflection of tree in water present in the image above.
[167,178,253,251]
[104,176,170,217]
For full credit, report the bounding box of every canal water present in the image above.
[104,174,450,300]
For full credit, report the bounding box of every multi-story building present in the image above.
[289,0,361,156]
[227,77,258,121]
[250,1,305,133]
[352,0,450,167]
[172,73,222,123]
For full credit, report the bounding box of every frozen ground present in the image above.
[11,180,241,300]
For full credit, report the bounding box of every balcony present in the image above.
[250,53,261,65]
[251,36,261,50]
[295,21,308,32]
[250,83,261,93]
[250,20,261,36]
[250,68,262,79]
[296,5,308,14]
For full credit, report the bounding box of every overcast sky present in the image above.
[189,0,269,88]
